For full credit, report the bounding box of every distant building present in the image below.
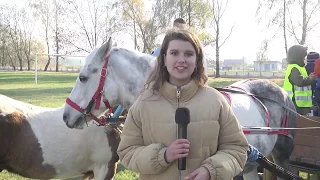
[207,60,223,69]
[253,61,282,71]
[59,57,86,67]
[222,58,245,70]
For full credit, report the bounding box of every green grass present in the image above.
[0,71,292,180]
[299,171,318,180]
[0,71,140,180]
[0,71,77,107]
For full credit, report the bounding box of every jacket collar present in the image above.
[160,80,199,102]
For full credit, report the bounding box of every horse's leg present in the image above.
[271,135,295,180]
[92,164,109,180]
[242,168,260,180]
[233,175,244,180]
[93,163,118,180]
[80,171,94,180]
[80,175,94,180]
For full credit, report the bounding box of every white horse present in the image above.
[62,38,298,180]
[0,94,120,180]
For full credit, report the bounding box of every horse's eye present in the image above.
[79,76,88,82]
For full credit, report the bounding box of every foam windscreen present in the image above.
[175,107,190,125]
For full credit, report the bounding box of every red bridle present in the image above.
[66,56,113,126]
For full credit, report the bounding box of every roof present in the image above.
[253,61,282,64]
[223,59,245,66]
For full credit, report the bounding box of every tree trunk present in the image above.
[27,40,31,70]
[44,24,51,71]
[179,0,184,17]
[1,43,4,67]
[24,43,31,71]
[188,0,191,26]
[300,0,307,45]
[7,48,16,70]
[18,51,23,71]
[44,40,51,71]
[26,54,30,70]
[283,0,288,54]
[55,26,59,72]
[215,24,220,78]
[44,56,50,71]
[134,20,137,50]
[55,56,59,72]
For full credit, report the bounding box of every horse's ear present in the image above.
[97,37,112,62]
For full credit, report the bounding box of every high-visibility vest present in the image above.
[283,64,312,107]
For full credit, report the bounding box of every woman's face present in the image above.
[165,39,197,87]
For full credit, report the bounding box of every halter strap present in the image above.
[66,55,113,126]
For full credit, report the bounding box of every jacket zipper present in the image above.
[176,87,181,108]
[176,86,181,172]
[176,87,181,140]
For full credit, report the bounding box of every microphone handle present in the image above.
[178,124,187,170]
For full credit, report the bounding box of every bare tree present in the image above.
[287,0,320,45]
[257,0,320,51]
[256,39,270,76]
[65,0,121,53]
[30,0,53,71]
[7,6,24,71]
[121,0,145,51]
[0,5,10,67]
[174,0,215,46]
[121,0,213,53]
[20,6,35,70]
[52,0,66,72]
[256,0,290,55]
[211,0,234,77]
[122,0,176,53]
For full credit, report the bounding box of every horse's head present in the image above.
[63,37,155,129]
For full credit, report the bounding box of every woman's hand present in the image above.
[185,167,210,180]
[165,139,190,163]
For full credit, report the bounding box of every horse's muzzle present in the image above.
[63,113,74,129]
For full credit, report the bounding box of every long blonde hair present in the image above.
[144,28,208,91]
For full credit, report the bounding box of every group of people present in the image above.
[283,45,320,116]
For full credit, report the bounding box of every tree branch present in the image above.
[219,23,234,48]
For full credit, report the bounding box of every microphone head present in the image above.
[175,107,190,125]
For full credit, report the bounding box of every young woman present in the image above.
[117,28,249,180]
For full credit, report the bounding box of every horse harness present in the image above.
[216,85,292,138]
[216,85,320,134]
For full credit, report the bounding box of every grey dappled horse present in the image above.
[63,38,298,180]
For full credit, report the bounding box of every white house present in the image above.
[222,58,246,70]
[253,61,282,71]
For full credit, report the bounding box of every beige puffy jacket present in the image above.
[117,80,249,180]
